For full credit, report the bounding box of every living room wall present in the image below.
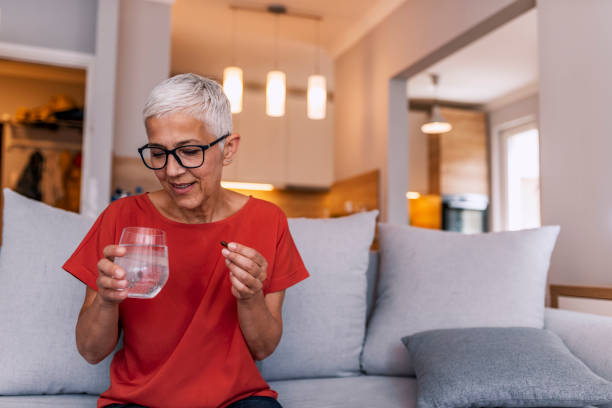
[333,0,517,221]
[538,0,612,291]
[0,0,96,53]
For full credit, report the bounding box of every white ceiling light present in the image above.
[266,70,286,117]
[223,66,243,114]
[421,74,453,135]
[421,105,452,134]
[307,75,326,120]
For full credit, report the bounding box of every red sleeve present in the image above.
[264,212,309,294]
[62,205,117,291]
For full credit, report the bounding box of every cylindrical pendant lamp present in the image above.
[223,66,243,114]
[307,74,326,120]
[266,70,286,117]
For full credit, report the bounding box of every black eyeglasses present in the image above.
[138,134,229,170]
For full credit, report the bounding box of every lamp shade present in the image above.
[223,66,243,114]
[421,105,452,134]
[307,74,326,120]
[266,70,286,117]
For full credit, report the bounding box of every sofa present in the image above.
[1,187,612,408]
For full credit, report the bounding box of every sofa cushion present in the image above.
[0,189,115,395]
[545,307,612,383]
[362,224,559,376]
[403,327,612,407]
[258,211,378,381]
[270,375,416,408]
[0,394,98,407]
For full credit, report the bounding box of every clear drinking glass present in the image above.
[114,227,169,299]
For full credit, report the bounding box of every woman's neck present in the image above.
[150,188,248,224]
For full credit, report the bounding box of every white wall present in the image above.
[334,0,517,221]
[0,0,96,53]
[113,0,171,157]
[538,0,612,288]
[487,93,539,231]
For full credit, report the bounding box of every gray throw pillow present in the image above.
[362,224,560,376]
[403,327,612,408]
[0,189,116,395]
[258,210,378,381]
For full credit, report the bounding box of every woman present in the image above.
[63,74,309,408]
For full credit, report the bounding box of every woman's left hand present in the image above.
[222,242,268,301]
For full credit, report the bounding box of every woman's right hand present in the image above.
[96,245,129,305]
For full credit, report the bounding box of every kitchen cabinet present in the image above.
[227,89,333,189]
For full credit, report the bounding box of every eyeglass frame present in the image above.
[137,133,230,170]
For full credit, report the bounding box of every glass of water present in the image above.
[115,227,169,299]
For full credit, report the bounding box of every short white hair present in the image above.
[143,73,232,147]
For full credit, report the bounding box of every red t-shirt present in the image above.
[63,194,309,408]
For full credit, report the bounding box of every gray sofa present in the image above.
[1,188,612,407]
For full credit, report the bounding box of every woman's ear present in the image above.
[222,133,240,166]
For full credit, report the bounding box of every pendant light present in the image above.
[307,19,326,120]
[223,9,243,114]
[224,67,243,114]
[421,74,452,134]
[266,7,286,117]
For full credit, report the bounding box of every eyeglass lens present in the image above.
[141,146,204,169]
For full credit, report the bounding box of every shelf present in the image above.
[3,122,82,151]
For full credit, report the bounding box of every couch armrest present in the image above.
[550,284,612,308]
[545,307,612,382]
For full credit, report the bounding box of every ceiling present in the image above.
[408,8,538,108]
[171,0,405,90]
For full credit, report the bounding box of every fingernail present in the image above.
[118,246,126,254]
[225,258,230,265]
[228,242,237,250]
[222,248,230,257]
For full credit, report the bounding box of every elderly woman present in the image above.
[63,74,309,408]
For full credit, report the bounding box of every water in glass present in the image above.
[115,227,169,299]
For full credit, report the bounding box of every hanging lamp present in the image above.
[223,9,243,114]
[307,19,326,120]
[421,74,452,134]
[266,6,286,117]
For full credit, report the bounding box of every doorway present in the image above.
[0,58,86,213]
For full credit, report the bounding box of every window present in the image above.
[501,123,541,231]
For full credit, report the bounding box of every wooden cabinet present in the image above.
[227,89,333,188]
[428,107,489,195]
